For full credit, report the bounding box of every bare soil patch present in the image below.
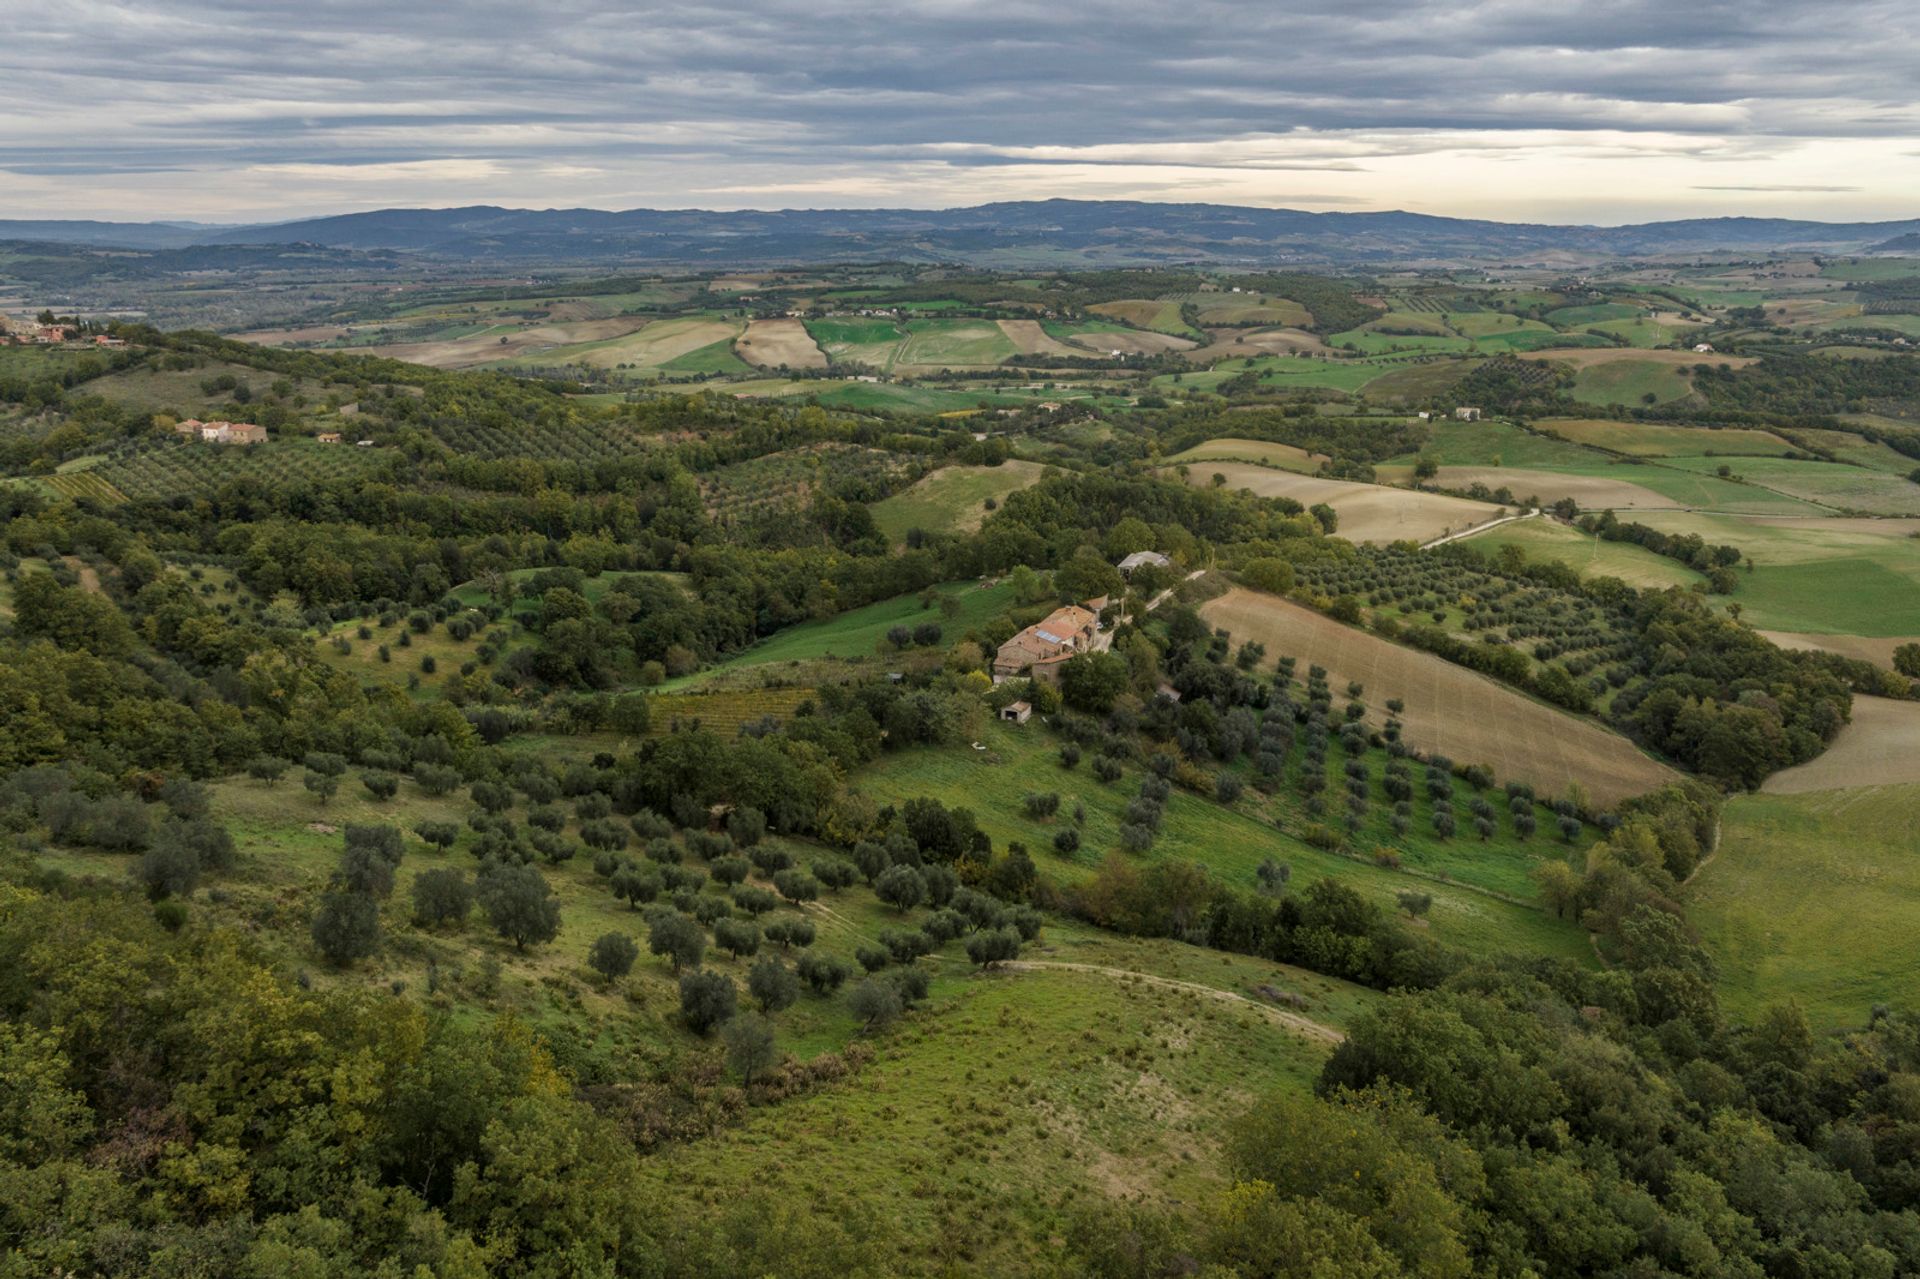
[1065,329,1195,356]
[1181,463,1502,545]
[1200,588,1680,806]
[1189,328,1332,362]
[364,316,652,369]
[997,320,1084,358]
[734,318,827,370]
[1762,697,1920,794]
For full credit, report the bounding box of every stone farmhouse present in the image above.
[992,603,1102,684]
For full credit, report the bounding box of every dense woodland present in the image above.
[4,317,1920,1277]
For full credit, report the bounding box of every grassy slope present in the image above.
[663,579,1025,691]
[39,760,1383,1279]
[1570,360,1694,406]
[1689,785,1920,1030]
[856,720,1592,965]
[1462,518,1706,591]
[871,461,1051,542]
[1627,510,1920,636]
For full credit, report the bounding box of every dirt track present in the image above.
[1002,960,1343,1045]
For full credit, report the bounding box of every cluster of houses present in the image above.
[0,319,125,348]
[174,418,267,446]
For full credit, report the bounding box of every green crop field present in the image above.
[661,337,753,375]
[1539,418,1799,458]
[1392,418,1607,471]
[857,721,1593,965]
[1361,357,1483,400]
[1813,312,1920,338]
[1332,326,1474,357]
[1656,455,1920,516]
[1628,509,1920,635]
[806,316,907,368]
[1544,303,1643,326]
[894,319,1017,367]
[1690,785,1920,1029]
[871,460,1051,541]
[1462,518,1705,591]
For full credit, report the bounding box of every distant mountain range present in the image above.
[3,201,1918,265]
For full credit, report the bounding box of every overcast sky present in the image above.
[5,1,1917,224]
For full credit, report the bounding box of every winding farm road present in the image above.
[1420,508,1541,550]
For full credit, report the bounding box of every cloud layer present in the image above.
[4,0,1917,222]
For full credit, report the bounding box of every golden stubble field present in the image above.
[1761,696,1920,794]
[1179,462,1504,545]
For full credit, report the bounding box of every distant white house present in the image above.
[1694,343,1715,353]
[1454,406,1482,421]
[1117,550,1171,574]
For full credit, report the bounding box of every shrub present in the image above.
[875,864,927,912]
[848,978,903,1030]
[764,918,815,949]
[732,885,779,916]
[679,970,737,1035]
[714,917,762,959]
[966,927,1022,969]
[811,859,859,892]
[772,869,820,904]
[747,955,800,1013]
[588,931,639,980]
[412,868,473,927]
[647,910,705,970]
[797,952,852,994]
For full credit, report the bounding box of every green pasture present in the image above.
[1690,785,1920,1029]
[1819,258,1920,282]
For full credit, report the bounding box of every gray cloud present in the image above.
[1,0,1916,219]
